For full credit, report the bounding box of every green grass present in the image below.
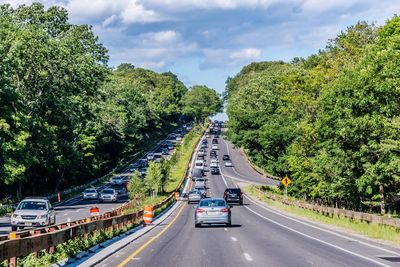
[244,185,400,244]
[165,125,205,193]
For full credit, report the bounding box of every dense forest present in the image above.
[0,3,221,200]
[226,17,400,213]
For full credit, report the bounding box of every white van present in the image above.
[195,160,204,170]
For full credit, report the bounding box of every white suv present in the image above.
[11,197,56,231]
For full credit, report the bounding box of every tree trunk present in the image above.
[379,183,385,215]
[17,181,23,200]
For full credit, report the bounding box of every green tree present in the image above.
[128,171,147,207]
[182,85,222,122]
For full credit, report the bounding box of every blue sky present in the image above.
[2,0,400,93]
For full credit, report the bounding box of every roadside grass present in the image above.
[165,125,204,193]
[244,185,400,245]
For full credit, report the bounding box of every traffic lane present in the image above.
[218,164,400,267]
[241,193,400,267]
[208,164,394,267]
[219,137,278,186]
[100,203,249,267]
[0,193,129,235]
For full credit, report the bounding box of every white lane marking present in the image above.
[243,253,253,262]
[244,206,390,267]
[220,170,229,187]
[231,236,238,242]
[246,196,400,257]
[76,209,82,212]
[224,228,228,232]
[132,257,141,261]
[63,213,68,216]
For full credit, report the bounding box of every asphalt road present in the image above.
[0,127,188,237]
[93,134,400,267]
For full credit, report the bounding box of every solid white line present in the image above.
[243,252,253,262]
[224,228,228,232]
[244,205,390,267]
[231,236,238,242]
[246,195,400,257]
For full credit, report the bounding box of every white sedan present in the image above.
[225,161,233,167]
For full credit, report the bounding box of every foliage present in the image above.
[226,19,400,213]
[182,85,222,122]
[0,3,215,200]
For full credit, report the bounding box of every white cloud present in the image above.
[146,0,287,10]
[200,48,262,69]
[152,31,178,43]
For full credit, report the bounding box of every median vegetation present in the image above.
[125,124,206,213]
[226,17,400,215]
[245,185,400,244]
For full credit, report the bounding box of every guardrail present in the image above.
[252,187,400,228]
[0,124,204,266]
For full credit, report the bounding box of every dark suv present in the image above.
[224,188,243,205]
[222,154,230,161]
[211,167,220,175]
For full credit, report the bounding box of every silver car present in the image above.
[100,188,118,202]
[194,186,207,198]
[11,197,56,231]
[188,190,203,203]
[194,198,232,227]
[194,178,206,188]
[82,188,99,200]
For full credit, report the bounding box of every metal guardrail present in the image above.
[0,124,205,266]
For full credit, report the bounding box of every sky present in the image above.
[1,1,400,93]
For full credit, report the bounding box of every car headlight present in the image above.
[37,215,47,219]
[11,214,21,219]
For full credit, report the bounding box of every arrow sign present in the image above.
[281,176,292,187]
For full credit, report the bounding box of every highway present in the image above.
[0,127,188,237]
[90,133,400,267]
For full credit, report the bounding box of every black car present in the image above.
[210,150,217,156]
[211,167,220,175]
[224,188,243,205]
[211,154,218,160]
[222,154,230,161]
[212,138,218,144]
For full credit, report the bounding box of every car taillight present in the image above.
[196,208,205,213]
[220,208,229,213]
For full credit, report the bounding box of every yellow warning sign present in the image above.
[281,176,292,187]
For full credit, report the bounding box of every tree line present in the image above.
[0,3,221,200]
[226,17,400,214]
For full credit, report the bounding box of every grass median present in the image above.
[244,185,400,245]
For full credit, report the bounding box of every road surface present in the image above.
[91,135,400,267]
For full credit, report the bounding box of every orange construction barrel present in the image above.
[90,206,100,216]
[175,191,180,200]
[143,205,154,225]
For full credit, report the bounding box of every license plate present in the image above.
[25,222,32,226]
[207,211,218,215]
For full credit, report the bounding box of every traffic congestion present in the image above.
[187,120,243,228]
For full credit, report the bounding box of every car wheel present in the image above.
[240,201,243,205]
[11,226,17,231]
[226,221,232,227]
[195,223,201,228]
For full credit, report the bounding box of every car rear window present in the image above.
[226,189,240,194]
[199,199,226,207]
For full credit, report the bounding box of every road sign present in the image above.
[281,176,292,187]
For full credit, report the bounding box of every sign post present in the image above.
[281,176,292,200]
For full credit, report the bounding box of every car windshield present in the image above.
[102,189,114,194]
[191,191,200,195]
[18,201,47,210]
[85,189,96,193]
[112,176,121,180]
[199,199,226,207]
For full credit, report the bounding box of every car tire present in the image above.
[11,226,17,231]
[240,201,243,205]
[226,221,232,227]
[195,223,201,228]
